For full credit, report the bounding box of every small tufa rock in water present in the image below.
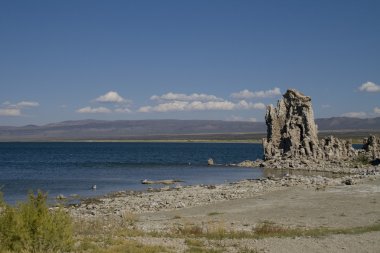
[91,185,97,190]
[207,158,214,166]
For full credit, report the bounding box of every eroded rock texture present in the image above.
[319,136,356,161]
[363,135,380,160]
[263,89,361,165]
[263,89,320,160]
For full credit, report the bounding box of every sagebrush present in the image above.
[0,191,73,253]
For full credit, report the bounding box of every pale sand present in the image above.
[135,176,380,252]
[70,173,380,252]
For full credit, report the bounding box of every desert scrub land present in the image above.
[70,172,380,253]
[0,192,170,253]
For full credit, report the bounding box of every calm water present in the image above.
[0,142,264,204]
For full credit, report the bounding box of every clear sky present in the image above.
[0,0,379,126]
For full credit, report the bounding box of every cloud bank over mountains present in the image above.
[138,100,265,113]
[1,82,379,120]
[75,88,277,115]
[73,82,380,119]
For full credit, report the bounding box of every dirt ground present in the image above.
[136,176,380,252]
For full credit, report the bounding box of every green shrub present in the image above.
[353,154,370,165]
[0,191,73,253]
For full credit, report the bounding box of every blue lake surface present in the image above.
[0,142,264,204]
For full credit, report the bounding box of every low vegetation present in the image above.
[0,191,73,253]
[207,212,223,216]
[0,192,169,253]
[1,191,380,252]
[352,154,371,165]
[184,239,222,253]
[169,220,380,240]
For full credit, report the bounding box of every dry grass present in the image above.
[168,220,380,240]
[73,217,169,252]
[121,210,139,226]
[71,218,380,252]
[207,212,223,216]
[76,237,171,253]
[184,239,222,253]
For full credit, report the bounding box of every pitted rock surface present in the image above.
[263,89,320,160]
[362,135,380,160]
[262,89,378,169]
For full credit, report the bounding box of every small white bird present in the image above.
[91,185,97,190]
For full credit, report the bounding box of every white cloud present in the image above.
[374,107,380,114]
[151,92,222,102]
[231,87,281,99]
[138,106,153,113]
[231,90,254,99]
[0,108,21,116]
[0,100,39,117]
[236,100,266,110]
[95,91,127,103]
[341,112,367,118]
[76,106,112,114]
[189,101,236,110]
[138,101,188,113]
[254,103,266,110]
[16,101,39,108]
[321,104,331,109]
[359,81,380,92]
[142,91,267,113]
[114,107,132,113]
[138,100,266,113]
[77,91,132,113]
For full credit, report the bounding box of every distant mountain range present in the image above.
[0,117,380,141]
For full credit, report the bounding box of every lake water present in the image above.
[0,142,264,204]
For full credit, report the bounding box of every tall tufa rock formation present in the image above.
[263,89,357,163]
[263,89,320,160]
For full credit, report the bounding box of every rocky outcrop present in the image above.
[362,135,380,160]
[262,89,377,169]
[263,89,320,160]
[319,135,357,161]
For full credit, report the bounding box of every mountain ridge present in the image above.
[0,117,379,141]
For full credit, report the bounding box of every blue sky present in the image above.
[0,0,379,126]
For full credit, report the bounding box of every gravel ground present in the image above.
[68,167,380,252]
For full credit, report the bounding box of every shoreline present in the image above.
[68,166,380,219]
[66,166,380,252]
